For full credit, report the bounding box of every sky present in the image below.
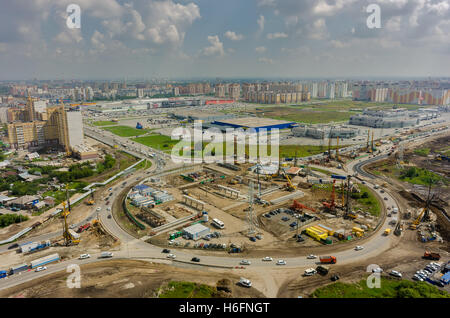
[0,0,449,80]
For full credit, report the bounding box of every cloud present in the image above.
[257,0,277,7]
[307,18,328,40]
[201,35,225,57]
[257,15,265,32]
[258,57,274,64]
[267,32,288,39]
[255,46,267,53]
[224,31,244,41]
[330,40,349,48]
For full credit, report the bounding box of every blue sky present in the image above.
[0,0,449,80]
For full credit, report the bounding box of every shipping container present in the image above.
[30,253,60,268]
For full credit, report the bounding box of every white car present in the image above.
[96,207,101,211]
[240,260,251,265]
[389,270,402,278]
[355,246,364,251]
[304,268,317,276]
[307,254,317,259]
[35,266,47,272]
[106,207,111,211]
[79,254,90,260]
[166,254,176,259]
[239,277,252,288]
[276,259,287,265]
[262,257,273,262]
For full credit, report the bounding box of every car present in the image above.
[262,257,273,262]
[389,270,402,278]
[167,254,176,259]
[307,254,317,259]
[387,207,391,210]
[162,249,170,253]
[108,187,113,191]
[35,266,47,272]
[276,260,286,265]
[361,181,366,184]
[255,234,262,240]
[8,243,19,250]
[372,267,383,273]
[240,260,251,265]
[105,201,110,205]
[384,197,388,201]
[238,277,252,288]
[106,207,111,211]
[423,268,433,274]
[412,275,423,281]
[331,274,340,281]
[304,268,317,276]
[96,207,101,211]
[249,237,256,242]
[191,257,200,262]
[107,214,112,219]
[355,246,364,251]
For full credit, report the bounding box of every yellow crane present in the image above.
[62,202,80,246]
[336,136,340,161]
[366,130,371,152]
[282,172,296,191]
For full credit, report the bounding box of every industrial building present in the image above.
[170,110,235,123]
[183,223,210,241]
[349,108,419,128]
[212,117,296,132]
[292,125,359,139]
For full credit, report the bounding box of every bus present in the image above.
[212,218,225,229]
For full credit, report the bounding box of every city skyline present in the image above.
[0,0,449,80]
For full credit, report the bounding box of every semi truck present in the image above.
[423,251,441,260]
[9,263,29,275]
[320,256,337,264]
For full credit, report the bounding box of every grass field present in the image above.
[103,125,149,137]
[93,121,118,126]
[159,281,216,298]
[311,277,449,298]
[414,148,431,156]
[355,184,381,216]
[133,134,181,152]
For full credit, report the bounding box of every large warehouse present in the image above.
[212,117,296,132]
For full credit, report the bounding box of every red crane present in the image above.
[291,200,316,213]
[322,179,336,211]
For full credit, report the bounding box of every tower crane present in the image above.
[62,202,80,246]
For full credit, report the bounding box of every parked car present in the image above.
[262,257,273,262]
[238,277,252,288]
[249,237,256,242]
[412,274,423,281]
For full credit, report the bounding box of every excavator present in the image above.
[86,189,95,205]
[409,207,427,230]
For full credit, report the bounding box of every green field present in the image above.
[278,144,344,158]
[354,184,381,216]
[311,277,449,298]
[399,166,448,186]
[93,121,118,126]
[103,125,149,137]
[159,281,216,298]
[414,148,431,157]
[133,134,181,152]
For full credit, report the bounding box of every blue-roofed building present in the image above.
[134,184,150,191]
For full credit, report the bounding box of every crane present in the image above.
[322,179,336,212]
[282,171,296,191]
[336,136,340,162]
[366,130,371,153]
[62,202,80,246]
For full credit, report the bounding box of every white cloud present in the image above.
[257,15,265,32]
[224,31,244,41]
[258,57,274,64]
[201,35,225,57]
[257,0,277,7]
[267,32,288,39]
[255,46,267,53]
[308,18,328,40]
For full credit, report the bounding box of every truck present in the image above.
[384,228,391,235]
[9,263,29,275]
[100,251,113,258]
[316,265,330,275]
[0,270,7,279]
[423,251,441,260]
[319,256,337,264]
[77,223,91,233]
[30,253,60,269]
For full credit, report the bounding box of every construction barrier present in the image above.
[123,199,146,230]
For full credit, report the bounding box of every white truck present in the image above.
[100,251,113,258]
[392,207,399,214]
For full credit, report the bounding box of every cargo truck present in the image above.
[316,265,330,275]
[319,256,337,264]
[423,251,440,260]
[9,263,29,275]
